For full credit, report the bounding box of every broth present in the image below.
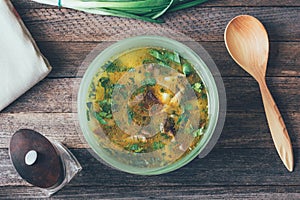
[86,47,209,168]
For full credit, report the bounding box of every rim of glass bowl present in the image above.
[78,35,219,175]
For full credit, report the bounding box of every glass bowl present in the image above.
[78,35,220,175]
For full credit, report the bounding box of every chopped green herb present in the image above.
[99,112,107,117]
[113,83,125,89]
[192,82,203,93]
[153,141,165,150]
[158,61,171,68]
[202,106,208,114]
[90,81,96,92]
[88,92,96,98]
[86,110,90,121]
[135,86,146,94]
[161,133,170,139]
[187,123,195,134]
[164,51,181,64]
[127,109,134,124]
[177,113,189,125]
[99,99,111,113]
[86,102,92,110]
[144,71,151,77]
[143,59,154,64]
[192,127,205,138]
[128,144,144,153]
[149,49,164,61]
[93,112,107,125]
[164,52,175,62]
[129,77,135,84]
[105,62,127,72]
[142,78,156,86]
[173,51,181,64]
[128,68,135,72]
[106,114,113,119]
[99,77,110,87]
[184,103,193,111]
[130,144,139,150]
[182,63,192,76]
[149,49,181,65]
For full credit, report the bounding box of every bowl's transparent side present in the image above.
[77,35,224,175]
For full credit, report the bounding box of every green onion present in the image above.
[93,112,108,125]
[153,141,165,150]
[32,0,208,23]
[127,109,134,124]
[142,78,156,86]
[192,82,203,93]
[182,63,192,76]
[192,127,204,137]
[127,144,144,153]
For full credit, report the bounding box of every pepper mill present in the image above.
[9,129,82,196]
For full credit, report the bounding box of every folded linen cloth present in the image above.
[0,0,52,111]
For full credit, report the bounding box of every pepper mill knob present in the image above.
[25,150,38,166]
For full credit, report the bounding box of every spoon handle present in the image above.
[259,80,294,172]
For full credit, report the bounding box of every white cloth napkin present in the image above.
[0,0,52,111]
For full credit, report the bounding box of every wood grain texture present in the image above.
[14,7,300,42]
[35,41,300,78]
[0,113,83,149]
[1,148,300,188]
[1,77,298,114]
[0,111,299,149]
[1,1,299,199]
[1,185,300,199]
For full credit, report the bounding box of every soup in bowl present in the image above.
[78,36,219,175]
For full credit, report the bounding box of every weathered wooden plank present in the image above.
[0,111,298,149]
[221,112,299,149]
[0,148,299,187]
[37,41,300,78]
[1,77,299,114]
[2,78,78,113]
[3,1,299,199]
[15,7,300,42]
[0,113,83,149]
[1,185,300,199]
[0,112,300,151]
[11,0,300,10]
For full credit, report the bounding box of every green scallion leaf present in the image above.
[192,82,203,93]
[153,141,165,150]
[149,49,165,61]
[93,112,108,125]
[182,63,192,76]
[192,127,205,137]
[32,0,208,23]
[128,144,144,153]
[142,78,156,86]
[173,51,181,64]
[127,109,134,124]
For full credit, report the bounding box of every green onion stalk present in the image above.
[31,0,208,23]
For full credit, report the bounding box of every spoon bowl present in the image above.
[224,15,294,172]
[224,15,269,81]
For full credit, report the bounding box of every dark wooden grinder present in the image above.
[9,129,64,188]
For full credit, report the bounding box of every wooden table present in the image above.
[1,0,299,199]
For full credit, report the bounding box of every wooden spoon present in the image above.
[224,15,294,172]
